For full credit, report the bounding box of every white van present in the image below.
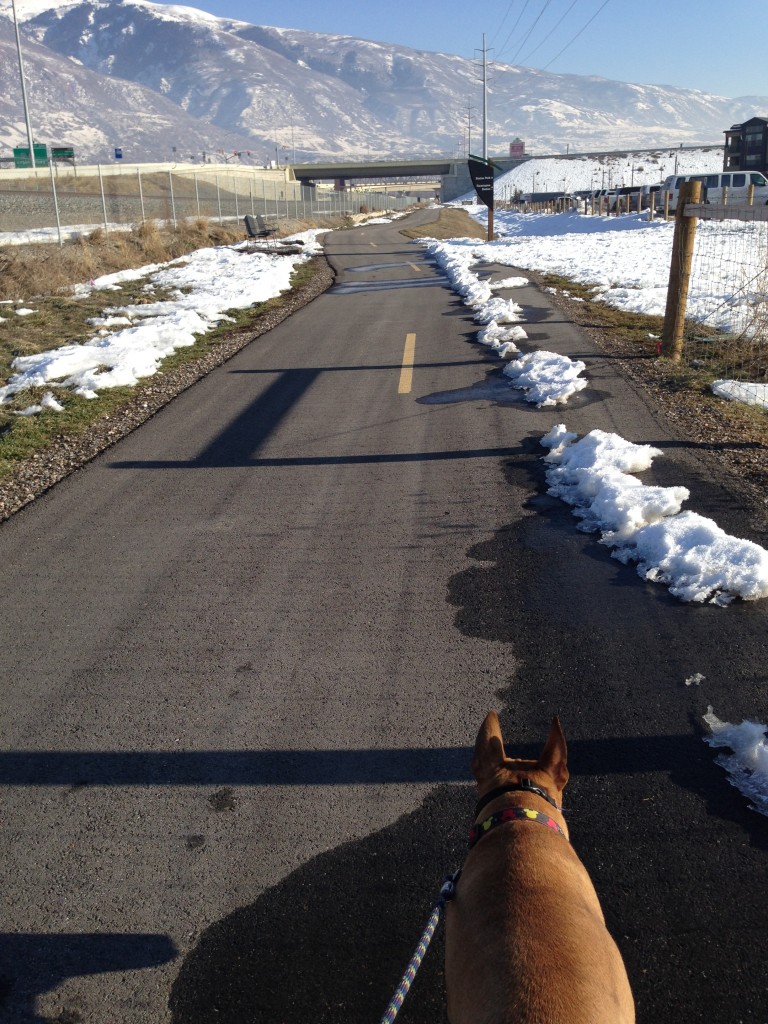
[661,170,768,212]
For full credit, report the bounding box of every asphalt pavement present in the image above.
[1,207,767,1023]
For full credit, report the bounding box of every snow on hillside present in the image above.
[5,0,763,162]
[0,0,79,17]
[493,147,725,196]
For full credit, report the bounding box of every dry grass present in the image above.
[399,206,487,241]
[0,218,244,302]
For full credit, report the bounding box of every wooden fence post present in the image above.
[747,183,755,206]
[662,180,701,362]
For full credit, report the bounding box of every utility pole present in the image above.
[11,0,36,168]
[481,33,488,160]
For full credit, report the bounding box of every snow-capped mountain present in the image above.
[1,0,766,164]
[0,11,266,161]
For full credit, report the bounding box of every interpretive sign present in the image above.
[468,154,503,240]
[468,155,496,210]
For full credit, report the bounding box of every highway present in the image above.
[0,207,766,1023]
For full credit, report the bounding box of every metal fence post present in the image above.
[168,169,177,228]
[137,167,145,222]
[216,174,222,223]
[194,173,200,218]
[97,163,109,233]
[662,179,701,363]
[48,151,63,246]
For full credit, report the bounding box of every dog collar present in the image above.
[468,806,566,850]
[474,778,561,818]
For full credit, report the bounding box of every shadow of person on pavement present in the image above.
[169,785,473,1024]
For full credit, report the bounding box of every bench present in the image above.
[243,213,278,243]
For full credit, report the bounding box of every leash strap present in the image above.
[379,873,459,1024]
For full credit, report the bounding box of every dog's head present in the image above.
[471,711,569,809]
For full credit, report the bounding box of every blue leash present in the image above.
[379,872,460,1024]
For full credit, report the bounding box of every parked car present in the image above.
[661,171,768,212]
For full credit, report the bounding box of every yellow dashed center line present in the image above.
[398,333,416,394]
[408,262,422,273]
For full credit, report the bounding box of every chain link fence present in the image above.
[0,163,412,240]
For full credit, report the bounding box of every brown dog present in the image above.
[445,711,634,1024]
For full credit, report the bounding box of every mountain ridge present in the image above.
[1,0,766,164]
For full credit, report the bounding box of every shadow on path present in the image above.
[169,786,470,1024]
[0,933,176,1023]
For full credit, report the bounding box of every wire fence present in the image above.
[0,164,412,242]
[681,205,768,386]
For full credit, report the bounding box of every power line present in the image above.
[541,0,612,71]
[510,0,553,65]
[496,0,529,60]
[489,0,516,48]
[519,0,578,65]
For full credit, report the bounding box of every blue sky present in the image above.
[160,0,767,98]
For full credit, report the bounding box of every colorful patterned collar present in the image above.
[468,806,566,850]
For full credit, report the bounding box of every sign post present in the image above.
[468,154,500,241]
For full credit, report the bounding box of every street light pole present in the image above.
[11,0,36,168]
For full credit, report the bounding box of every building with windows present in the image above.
[724,116,768,175]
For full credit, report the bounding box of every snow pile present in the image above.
[490,276,529,290]
[703,707,768,816]
[14,392,64,416]
[421,239,526,326]
[503,351,587,406]
[476,320,527,359]
[0,235,323,407]
[423,240,493,307]
[711,380,768,410]
[421,237,590,407]
[472,296,525,325]
[541,425,768,604]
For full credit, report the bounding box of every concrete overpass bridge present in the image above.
[291,156,530,202]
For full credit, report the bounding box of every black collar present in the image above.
[474,778,561,819]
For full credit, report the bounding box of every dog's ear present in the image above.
[472,711,506,783]
[538,716,569,789]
